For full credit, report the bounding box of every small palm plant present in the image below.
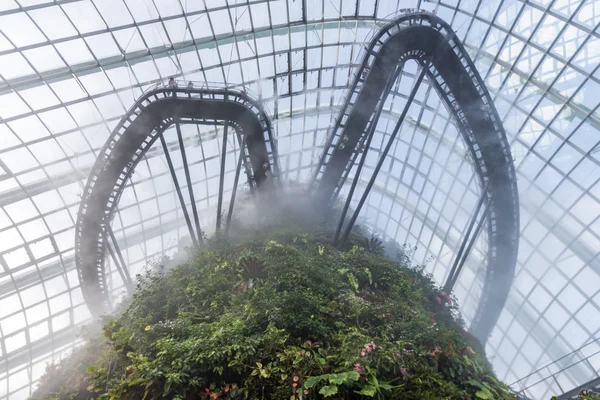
[237,256,267,291]
[361,235,384,255]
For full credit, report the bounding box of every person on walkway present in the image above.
[187,81,194,89]
[168,77,177,96]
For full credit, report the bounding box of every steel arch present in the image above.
[314,12,520,343]
[75,87,279,316]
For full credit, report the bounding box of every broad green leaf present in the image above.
[367,374,378,387]
[304,375,326,389]
[319,385,338,397]
[348,273,359,291]
[364,268,372,284]
[347,371,360,381]
[475,389,493,399]
[328,374,344,385]
[466,379,484,390]
[356,385,377,397]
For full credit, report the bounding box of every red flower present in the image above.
[293,383,298,388]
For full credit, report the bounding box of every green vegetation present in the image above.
[31,227,515,400]
[552,390,600,400]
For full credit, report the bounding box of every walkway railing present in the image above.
[75,85,278,316]
[510,337,600,399]
[311,11,519,344]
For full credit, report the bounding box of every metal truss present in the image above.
[314,12,520,344]
[75,84,279,316]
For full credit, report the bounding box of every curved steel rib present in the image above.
[315,13,519,343]
[75,87,278,316]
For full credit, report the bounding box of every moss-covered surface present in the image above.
[31,228,516,400]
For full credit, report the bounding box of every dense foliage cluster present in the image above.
[31,228,515,400]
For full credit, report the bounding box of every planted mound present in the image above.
[32,231,514,399]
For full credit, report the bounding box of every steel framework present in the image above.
[74,12,518,345]
[314,12,520,343]
[75,85,279,316]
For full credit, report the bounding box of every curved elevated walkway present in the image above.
[75,87,278,316]
[314,13,520,343]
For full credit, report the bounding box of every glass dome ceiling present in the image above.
[0,0,599,399]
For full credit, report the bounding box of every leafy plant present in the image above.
[31,228,515,400]
[361,236,385,255]
[237,255,267,290]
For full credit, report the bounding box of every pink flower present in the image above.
[396,352,402,358]
[293,383,298,388]
[361,350,366,357]
[354,363,364,373]
[293,376,299,382]
[400,367,407,377]
[304,390,309,395]
[466,346,473,355]
[436,296,442,305]
[364,341,377,353]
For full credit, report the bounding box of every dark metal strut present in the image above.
[159,132,199,248]
[333,63,402,246]
[340,59,431,243]
[443,180,491,293]
[175,121,204,246]
[216,121,229,232]
[225,133,247,236]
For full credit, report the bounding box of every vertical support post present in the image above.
[443,179,491,293]
[104,227,132,292]
[333,64,401,246]
[340,59,431,243]
[106,241,131,293]
[216,121,229,232]
[447,196,490,292]
[159,132,199,247]
[225,133,246,236]
[107,227,132,284]
[176,121,204,246]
